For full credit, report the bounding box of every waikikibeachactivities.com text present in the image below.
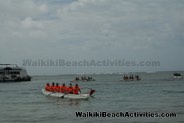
[75,111,176,118]
[22,59,160,67]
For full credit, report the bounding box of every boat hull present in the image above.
[120,78,141,82]
[42,89,90,99]
[71,79,95,82]
[0,77,31,82]
[173,76,182,79]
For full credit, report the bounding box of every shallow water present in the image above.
[0,72,184,123]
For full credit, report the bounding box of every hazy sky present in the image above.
[0,0,184,75]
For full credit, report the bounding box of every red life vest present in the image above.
[50,85,56,92]
[73,86,80,94]
[54,86,60,92]
[45,85,51,91]
[60,86,67,93]
[67,86,73,94]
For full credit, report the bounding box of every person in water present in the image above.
[45,83,51,91]
[73,84,81,94]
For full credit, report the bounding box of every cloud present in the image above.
[21,17,43,29]
[0,0,184,74]
[56,0,184,49]
[38,4,48,13]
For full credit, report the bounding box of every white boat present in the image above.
[173,73,182,79]
[42,88,94,99]
[0,64,31,82]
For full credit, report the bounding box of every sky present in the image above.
[0,0,184,75]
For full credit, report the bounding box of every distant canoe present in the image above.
[71,79,95,82]
[120,78,141,82]
[173,73,182,79]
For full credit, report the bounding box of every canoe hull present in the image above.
[120,78,141,82]
[42,89,90,99]
[173,76,182,79]
[71,79,95,82]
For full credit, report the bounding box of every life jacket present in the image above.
[73,86,80,94]
[50,85,56,92]
[60,86,67,93]
[67,86,73,94]
[54,86,60,92]
[45,85,51,91]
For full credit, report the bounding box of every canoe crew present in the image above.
[67,83,73,94]
[54,83,60,92]
[50,82,55,92]
[73,84,81,94]
[60,83,67,93]
[45,83,51,91]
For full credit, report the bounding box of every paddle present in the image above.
[60,93,67,98]
[47,91,55,96]
[89,89,95,96]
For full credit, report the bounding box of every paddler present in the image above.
[73,84,81,94]
[45,83,51,91]
[50,82,55,92]
[55,83,60,92]
[60,83,67,93]
[66,83,73,94]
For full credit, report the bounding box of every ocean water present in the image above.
[0,72,184,123]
